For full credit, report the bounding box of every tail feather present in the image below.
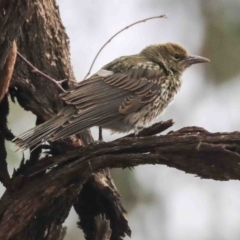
[13,107,74,150]
[13,114,69,150]
[13,101,122,150]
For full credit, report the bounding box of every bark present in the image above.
[1,0,128,240]
[94,215,112,240]
[18,121,240,182]
[0,121,240,239]
[0,0,29,188]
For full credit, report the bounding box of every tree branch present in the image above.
[0,122,239,239]
[28,124,240,182]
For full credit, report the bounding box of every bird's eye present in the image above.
[174,54,180,60]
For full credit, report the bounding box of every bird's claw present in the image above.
[134,126,144,137]
[92,139,105,145]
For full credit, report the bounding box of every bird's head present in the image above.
[141,43,209,74]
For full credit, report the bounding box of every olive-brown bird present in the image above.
[14,43,209,150]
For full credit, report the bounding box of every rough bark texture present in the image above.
[0,121,240,239]
[0,0,29,188]
[12,0,72,119]
[1,1,128,240]
[20,121,240,182]
[94,215,112,240]
[74,169,130,240]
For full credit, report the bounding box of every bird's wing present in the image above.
[103,71,163,114]
[52,67,166,140]
[61,65,166,115]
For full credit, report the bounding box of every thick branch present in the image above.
[29,126,240,181]
[0,124,239,239]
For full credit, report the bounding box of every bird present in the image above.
[13,42,209,150]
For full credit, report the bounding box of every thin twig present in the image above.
[83,14,167,80]
[17,52,66,93]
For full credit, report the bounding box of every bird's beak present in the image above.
[185,55,210,66]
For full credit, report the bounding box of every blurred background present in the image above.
[4,0,240,239]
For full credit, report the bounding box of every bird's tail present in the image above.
[13,108,73,151]
[13,102,122,150]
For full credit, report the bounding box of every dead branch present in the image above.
[30,123,240,182]
[0,123,240,239]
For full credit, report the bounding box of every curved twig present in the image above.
[83,14,167,80]
[17,52,66,93]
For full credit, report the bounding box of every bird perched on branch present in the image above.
[13,43,209,150]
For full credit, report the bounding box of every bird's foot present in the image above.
[134,126,144,137]
[98,127,103,141]
[40,144,66,155]
[92,139,105,145]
